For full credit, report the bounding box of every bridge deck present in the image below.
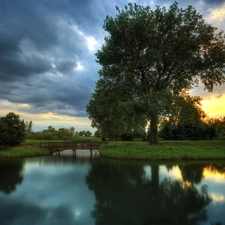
[40,141,107,155]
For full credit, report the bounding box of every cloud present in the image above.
[0,0,103,120]
[57,60,77,75]
[210,4,225,21]
[211,193,225,202]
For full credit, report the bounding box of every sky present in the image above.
[0,0,225,132]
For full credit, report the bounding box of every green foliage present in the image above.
[0,145,50,157]
[99,140,225,160]
[88,2,225,145]
[28,126,92,140]
[94,130,102,137]
[0,112,26,147]
[159,116,225,141]
[86,79,147,140]
[217,117,225,139]
[159,122,174,140]
[25,121,33,138]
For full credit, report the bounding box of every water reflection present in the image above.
[0,156,224,225]
[0,159,24,194]
[0,156,96,225]
[86,160,212,225]
[179,163,205,184]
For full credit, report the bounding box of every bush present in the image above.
[0,112,26,147]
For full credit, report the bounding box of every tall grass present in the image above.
[2,139,224,160]
[99,140,225,160]
[0,145,50,158]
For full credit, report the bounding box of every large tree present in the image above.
[89,2,225,144]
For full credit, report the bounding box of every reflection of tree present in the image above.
[207,163,225,175]
[0,159,24,194]
[86,160,211,225]
[160,179,210,224]
[179,164,205,184]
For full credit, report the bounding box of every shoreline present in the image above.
[1,140,225,160]
[99,140,225,161]
[0,144,50,158]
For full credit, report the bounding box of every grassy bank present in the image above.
[99,140,225,160]
[0,138,102,158]
[1,139,224,160]
[0,144,50,158]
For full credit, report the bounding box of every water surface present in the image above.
[0,151,225,225]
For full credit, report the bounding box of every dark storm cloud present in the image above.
[0,30,20,55]
[202,0,225,5]
[57,60,77,75]
[0,0,106,116]
[0,0,59,49]
[0,67,95,117]
[0,54,52,82]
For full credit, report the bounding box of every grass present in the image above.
[1,139,224,160]
[0,144,50,158]
[99,140,225,160]
[24,137,102,145]
[0,137,102,158]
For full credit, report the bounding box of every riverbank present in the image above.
[99,140,225,160]
[0,144,50,158]
[1,140,225,159]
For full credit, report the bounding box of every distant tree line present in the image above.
[157,93,225,140]
[0,112,94,147]
[159,117,225,141]
[28,126,93,140]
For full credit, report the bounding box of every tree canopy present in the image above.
[87,2,225,144]
[0,112,26,147]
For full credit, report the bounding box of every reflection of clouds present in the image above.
[143,165,151,180]
[181,181,192,188]
[143,165,183,182]
[0,195,77,225]
[211,193,225,203]
[159,166,182,181]
[203,168,225,183]
[7,158,95,225]
[73,209,81,217]
[199,166,225,224]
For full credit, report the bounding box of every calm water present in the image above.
[0,150,225,225]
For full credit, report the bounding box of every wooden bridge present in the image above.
[40,142,107,155]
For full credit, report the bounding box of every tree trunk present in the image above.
[149,112,159,145]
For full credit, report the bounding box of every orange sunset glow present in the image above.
[202,95,225,118]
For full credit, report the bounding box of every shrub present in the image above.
[0,112,26,147]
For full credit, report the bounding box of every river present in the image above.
[0,150,225,225]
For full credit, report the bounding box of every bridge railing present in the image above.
[40,141,108,151]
